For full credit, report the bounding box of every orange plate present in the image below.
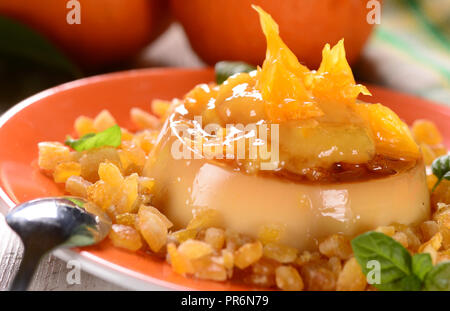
[0,68,449,290]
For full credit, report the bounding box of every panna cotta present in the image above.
[145,131,429,250]
[143,6,430,251]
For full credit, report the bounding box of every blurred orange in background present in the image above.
[170,0,378,68]
[0,0,171,68]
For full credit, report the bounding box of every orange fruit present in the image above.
[0,0,171,68]
[170,0,377,68]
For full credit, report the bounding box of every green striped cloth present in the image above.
[359,0,450,106]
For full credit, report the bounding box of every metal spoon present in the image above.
[5,197,111,291]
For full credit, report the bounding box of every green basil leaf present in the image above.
[424,261,450,291]
[66,198,85,208]
[431,155,450,191]
[412,253,433,281]
[377,274,422,291]
[444,171,450,180]
[65,125,121,151]
[432,155,450,179]
[0,16,81,77]
[215,61,256,84]
[351,232,412,287]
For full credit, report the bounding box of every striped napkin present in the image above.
[358,0,450,106]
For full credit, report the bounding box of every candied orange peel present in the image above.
[253,5,371,122]
[310,39,371,104]
[354,103,421,160]
[253,5,320,122]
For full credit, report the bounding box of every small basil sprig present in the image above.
[65,125,121,151]
[352,231,413,289]
[66,197,85,208]
[431,155,450,192]
[424,261,450,291]
[215,61,256,84]
[412,253,433,281]
[352,231,450,291]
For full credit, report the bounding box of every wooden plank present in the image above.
[0,215,125,291]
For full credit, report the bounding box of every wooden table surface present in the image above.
[0,21,448,291]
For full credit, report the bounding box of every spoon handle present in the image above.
[9,248,45,291]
